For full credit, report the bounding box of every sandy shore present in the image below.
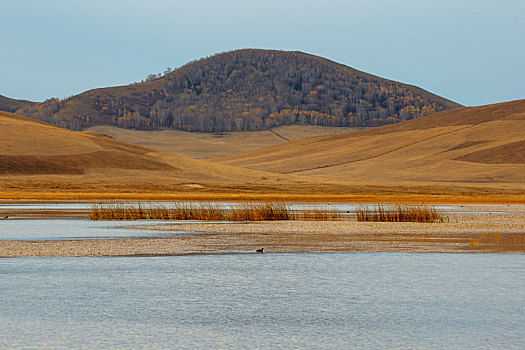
[1,209,524,257]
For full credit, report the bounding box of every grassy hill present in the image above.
[87,125,360,159]
[0,108,523,201]
[217,100,525,186]
[15,49,461,132]
[0,111,289,186]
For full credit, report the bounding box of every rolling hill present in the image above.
[217,99,525,185]
[0,111,288,186]
[13,49,461,132]
[87,125,359,159]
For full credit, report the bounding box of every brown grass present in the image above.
[356,204,446,223]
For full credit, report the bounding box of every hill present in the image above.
[0,111,288,185]
[0,109,523,201]
[0,94,35,113]
[87,125,359,159]
[15,49,461,132]
[217,100,525,185]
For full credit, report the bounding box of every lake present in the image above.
[1,253,523,349]
[0,218,229,241]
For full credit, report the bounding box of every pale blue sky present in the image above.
[2,0,524,106]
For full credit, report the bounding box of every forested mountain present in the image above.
[13,49,461,132]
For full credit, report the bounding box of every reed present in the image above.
[356,204,445,223]
[90,201,346,221]
[90,201,297,221]
[295,205,343,221]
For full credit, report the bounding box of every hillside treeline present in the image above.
[0,95,35,114]
[16,50,460,132]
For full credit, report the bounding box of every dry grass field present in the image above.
[87,125,359,159]
[218,100,525,187]
[0,111,299,198]
[1,99,524,203]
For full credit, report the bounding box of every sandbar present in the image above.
[1,209,523,258]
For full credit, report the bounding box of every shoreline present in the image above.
[1,204,523,258]
[1,210,524,258]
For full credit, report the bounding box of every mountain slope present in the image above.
[0,94,35,113]
[15,49,461,132]
[217,100,525,184]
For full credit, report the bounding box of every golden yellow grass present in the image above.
[0,111,171,174]
[0,110,293,182]
[217,100,525,185]
[87,125,359,159]
[2,101,525,203]
[1,179,524,203]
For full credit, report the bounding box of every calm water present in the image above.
[0,219,201,240]
[1,253,524,349]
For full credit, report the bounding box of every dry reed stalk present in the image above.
[295,205,343,221]
[90,201,295,221]
[356,204,445,223]
[90,201,348,221]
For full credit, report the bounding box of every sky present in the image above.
[2,0,524,106]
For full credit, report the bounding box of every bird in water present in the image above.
[255,248,264,253]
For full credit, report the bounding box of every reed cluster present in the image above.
[89,201,346,221]
[90,201,294,221]
[356,204,445,223]
[295,205,343,220]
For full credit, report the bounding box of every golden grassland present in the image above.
[1,182,524,203]
[217,100,525,185]
[87,125,360,159]
[1,101,525,204]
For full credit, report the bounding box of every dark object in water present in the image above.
[255,248,264,253]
